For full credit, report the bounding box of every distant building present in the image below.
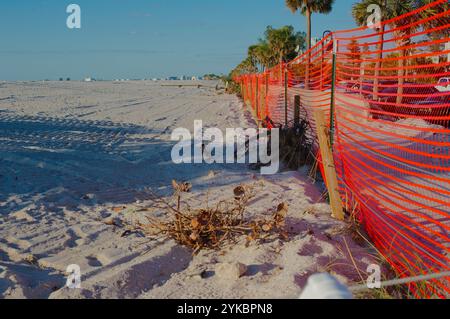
[84,77,92,82]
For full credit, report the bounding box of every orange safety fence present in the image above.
[236,0,450,298]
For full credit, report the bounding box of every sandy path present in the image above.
[0,81,376,299]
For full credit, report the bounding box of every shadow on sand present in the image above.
[0,113,248,214]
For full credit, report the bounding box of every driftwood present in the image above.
[137,181,289,254]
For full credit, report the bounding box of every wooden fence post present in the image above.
[330,38,338,146]
[256,77,259,124]
[265,73,269,120]
[294,95,300,126]
[240,82,244,101]
[313,110,344,221]
[284,68,288,127]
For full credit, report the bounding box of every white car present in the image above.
[436,77,450,92]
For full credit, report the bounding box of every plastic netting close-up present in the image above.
[236,0,450,298]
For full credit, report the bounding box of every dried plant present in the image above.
[137,181,289,254]
[279,118,315,170]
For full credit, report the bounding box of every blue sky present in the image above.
[0,0,357,80]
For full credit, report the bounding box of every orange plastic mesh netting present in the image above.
[235,0,450,298]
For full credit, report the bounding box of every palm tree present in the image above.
[265,25,305,65]
[233,25,305,80]
[264,25,306,81]
[346,39,361,83]
[352,0,388,101]
[286,0,334,89]
[353,0,449,103]
[394,0,450,104]
[248,45,263,71]
[388,0,417,105]
[285,0,335,51]
[248,41,276,72]
[234,57,258,76]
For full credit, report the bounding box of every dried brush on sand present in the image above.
[138,181,289,254]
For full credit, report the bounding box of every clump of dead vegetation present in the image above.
[279,118,315,170]
[259,114,315,172]
[137,181,289,254]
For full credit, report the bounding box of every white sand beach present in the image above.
[0,81,377,299]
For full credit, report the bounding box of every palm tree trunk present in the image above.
[373,25,385,101]
[305,8,311,90]
[396,48,407,105]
